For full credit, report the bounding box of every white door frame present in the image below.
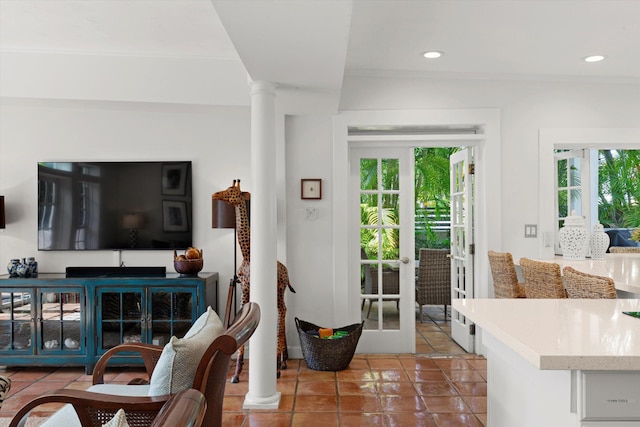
[333,109,501,354]
[538,128,640,260]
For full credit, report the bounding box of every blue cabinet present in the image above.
[0,272,218,373]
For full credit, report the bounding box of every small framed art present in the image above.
[301,179,322,200]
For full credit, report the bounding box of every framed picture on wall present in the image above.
[301,179,322,200]
[161,162,189,195]
[162,200,188,232]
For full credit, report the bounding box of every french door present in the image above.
[554,149,593,255]
[350,147,415,353]
[450,148,475,353]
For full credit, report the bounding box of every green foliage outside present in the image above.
[597,150,640,229]
[360,148,457,261]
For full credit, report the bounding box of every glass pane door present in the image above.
[97,289,143,351]
[38,289,83,352]
[0,290,34,352]
[351,147,414,353]
[149,288,195,346]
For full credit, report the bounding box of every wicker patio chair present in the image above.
[609,247,640,253]
[563,266,617,299]
[416,248,451,322]
[488,251,526,298]
[519,258,567,299]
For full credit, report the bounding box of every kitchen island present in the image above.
[453,298,640,427]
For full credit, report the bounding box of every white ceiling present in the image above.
[1,0,639,111]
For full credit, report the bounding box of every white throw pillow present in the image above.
[148,307,224,396]
[102,409,130,427]
[183,306,223,339]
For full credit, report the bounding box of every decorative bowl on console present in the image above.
[173,258,203,276]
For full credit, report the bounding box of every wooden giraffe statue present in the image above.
[213,179,295,383]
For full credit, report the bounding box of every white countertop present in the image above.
[517,254,640,295]
[453,298,640,370]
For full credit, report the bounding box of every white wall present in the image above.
[284,115,334,325]
[0,97,251,314]
[340,75,640,260]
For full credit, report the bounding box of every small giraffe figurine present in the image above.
[213,179,295,382]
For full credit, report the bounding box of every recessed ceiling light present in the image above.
[584,55,605,63]
[422,51,443,59]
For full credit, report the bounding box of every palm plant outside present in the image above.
[598,149,640,229]
[360,148,458,261]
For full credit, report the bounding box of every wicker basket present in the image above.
[295,318,363,371]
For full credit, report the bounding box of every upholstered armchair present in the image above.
[10,302,260,427]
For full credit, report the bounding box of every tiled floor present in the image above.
[0,307,486,426]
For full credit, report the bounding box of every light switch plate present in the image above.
[305,207,318,220]
[524,224,537,238]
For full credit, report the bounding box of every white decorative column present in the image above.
[243,80,281,409]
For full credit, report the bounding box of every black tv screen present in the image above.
[38,161,193,251]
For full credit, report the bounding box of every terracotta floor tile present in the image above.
[453,381,487,396]
[63,381,92,391]
[221,412,246,427]
[6,369,51,381]
[346,358,370,370]
[368,358,404,370]
[407,370,448,382]
[339,394,381,412]
[400,357,440,370]
[298,370,336,382]
[466,359,487,370]
[370,369,410,382]
[277,394,295,411]
[20,380,69,395]
[414,381,459,397]
[336,369,378,382]
[416,344,435,353]
[276,380,297,396]
[339,412,386,426]
[296,381,337,395]
[423,396,471,413]
[384,412,437,427]
[433,358,473,371]
[246,412,292,426]
[294,394,338,412]
[222,395,246,412]
[444,370,486,382]
[431,343,466,353]
[4,380,32,395]
[376,381,419,396]
[43,368,85,381]
[379,395,427,412]
[476,412,488,426]
[225,380,249,396]
[337,380,377,395]
[430,413,485,427]
[291,412,339,427]
[463,396,487,413]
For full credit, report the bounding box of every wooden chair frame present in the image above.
[10,302,260,427]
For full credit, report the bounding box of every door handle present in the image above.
[401,257,410,264]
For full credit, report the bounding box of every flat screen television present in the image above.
[38,161,193,251]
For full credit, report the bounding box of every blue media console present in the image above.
[0,272,218,373]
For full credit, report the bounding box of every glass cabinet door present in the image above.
[148,288,196,346]
[38,288,84,353]
[97,289,143,351]
[0,289,34,353]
